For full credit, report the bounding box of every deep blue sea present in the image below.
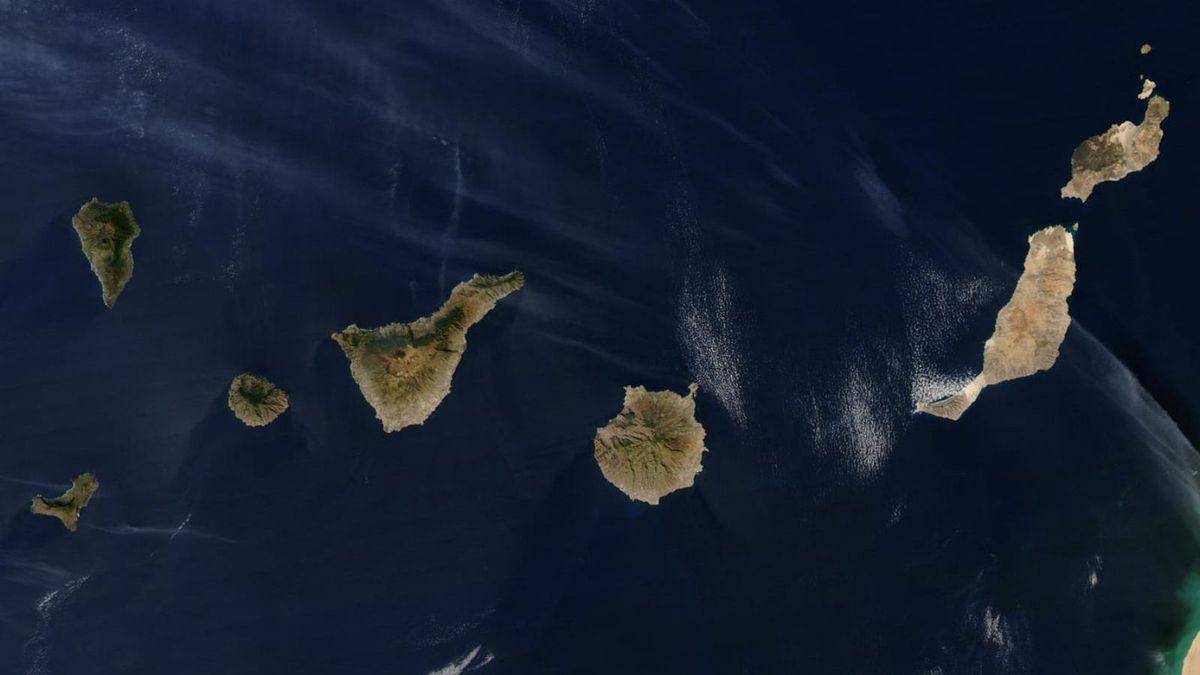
[2,1,1200,673]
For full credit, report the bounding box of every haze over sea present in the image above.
[1,0,1199,673]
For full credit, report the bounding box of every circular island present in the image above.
[227,373,290,427]
[593,383,707,505]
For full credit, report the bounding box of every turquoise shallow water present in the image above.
[0,0,1199,673]
[1166,575,1200,673]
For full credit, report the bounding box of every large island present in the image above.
[31,473,99,532]
[1060,94,1170,202]
[594,384,707,505]
[917,225,1076,420]
[71,198,141,308]
[332,272,524,432]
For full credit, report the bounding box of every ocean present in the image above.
[1,0,1199,673]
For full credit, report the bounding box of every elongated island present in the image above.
[332,272,524,432]
[917,225,1076,420]
[1061,93,1169,201]
[71,198,140,307]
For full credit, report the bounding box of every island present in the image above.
[1138,77,1157,100]
[917,225,1076,420]
[71,198,141,307]
[593,383,707,505]
[1060,94,1170,201]
[227,373,290,427]
[332,271,524,432]
[30,473,99,532]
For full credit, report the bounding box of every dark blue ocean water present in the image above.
[1,1,1199,673]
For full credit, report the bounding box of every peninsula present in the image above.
[594,384,707,505]
[332,271,524,432]
[31,473,99,532]
[917,225,1076,420]
[228,373,290,427]
[1060,94,1170,201]
[71,198,140,307]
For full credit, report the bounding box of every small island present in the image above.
[228,373,290,427]
[1060,94,1170,202]
[332,271,524,432]
[1138,77,1157,100]
[31,473,99,532]
[71,198,141,307]
[594,384,707,505]
[917,225,1076,420]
